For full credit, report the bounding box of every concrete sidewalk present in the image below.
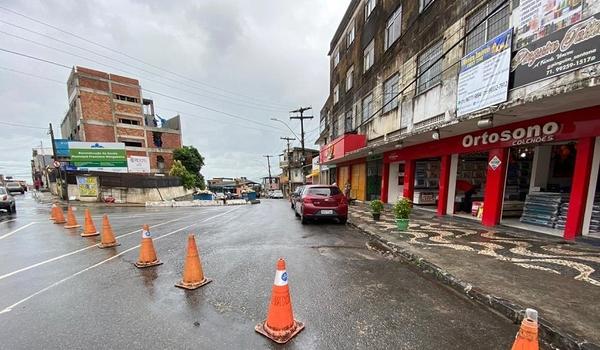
[349,204,600,349]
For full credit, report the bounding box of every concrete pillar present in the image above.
[482,148,509,227]
[565,137,595,240]
[437,155,451,216]
[582,137,600,235]
[403,159,415,202]
[446,154,458,215]
[381,162,390,203]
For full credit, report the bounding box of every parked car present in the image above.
[5,182,24,194]
[270,190,284,199]
[290,186,304,209]
[0,187,16,213]
[294,185,348,224]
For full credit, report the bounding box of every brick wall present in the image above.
[84,124,115,142]
[80,91,113,122]
[114,102,142,115]
[146,131,182,149]
[148,151,174,171]
[79,77,109,92]
[126,150,147,157]
[109,73,139,86]
[116,126,145,138]
[111,83,141,99]
[77,66,109,79]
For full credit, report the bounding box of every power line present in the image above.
[0,28,287,112]
[0,65,64,84]
[0,47,286,131]
[0,4,291,109]
[0,120,49,130]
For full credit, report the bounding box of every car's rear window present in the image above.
[305,187,341,196]
[7,182,19,186]
[0,188,6,194]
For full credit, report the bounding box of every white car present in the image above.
[271,190,284,199]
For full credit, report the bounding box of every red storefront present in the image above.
[382,107,600,240]
[320,134,369,201]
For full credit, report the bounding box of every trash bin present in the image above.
[246,192,257,201]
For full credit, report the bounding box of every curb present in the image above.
[349,220,600,350]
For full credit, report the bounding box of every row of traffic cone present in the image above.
[50,204,118,247]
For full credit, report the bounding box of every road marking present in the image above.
[0,222,37,240]
[0,214,194,281]
[0,219,17,225]
[0,207,238,314]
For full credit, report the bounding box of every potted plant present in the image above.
[393,197,412,231]
[370,200,384,221]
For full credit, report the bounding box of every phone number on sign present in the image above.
[547,55,596,75]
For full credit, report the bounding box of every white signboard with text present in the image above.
[457,29,512,117]
[127,156,151,173]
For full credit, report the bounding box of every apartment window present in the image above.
[157,155,165,170]
[365,0,376,21]
[333,84,340,104]
[331,115,339,138]
[118,118,140,126]
[417,40,443,94]
[362,94,373,122]
[346,23,355,45]
[465,0,510,54]
[383,74,400,113]
[333,48,340,67]
[420,0,435,12]
[114,94,139,104]
[344,110,353,132]
[123,140,143,148]
[153,132,163,147]
[385,6,402,50]
[346,66,354,91]
[363,40,374,72]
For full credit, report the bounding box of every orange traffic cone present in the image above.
[255,258,304,344]
[511,308,539,350]
[98,215,120,248]
[64,207,81,229]
[49,203,57,221]
[53,206,66,224]
[80,208,99,237]
[175,234,211,290]
[135,224,162,268]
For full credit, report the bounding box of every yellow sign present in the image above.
[77,176,98,197]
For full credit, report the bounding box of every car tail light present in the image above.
[2,195,6,200]
[303,197,313,204]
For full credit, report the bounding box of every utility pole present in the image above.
[48,123,65,200]
[290,107,313,184]
[280,137,295,196]
[263,155,274,191]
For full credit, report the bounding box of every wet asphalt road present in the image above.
[0,194,519,349]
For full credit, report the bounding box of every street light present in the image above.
[270,118,300,140]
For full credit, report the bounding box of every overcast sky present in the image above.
[0,0,349,181]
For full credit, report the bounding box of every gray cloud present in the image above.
[0,0,349,182]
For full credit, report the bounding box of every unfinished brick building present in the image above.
[60,66,182,173]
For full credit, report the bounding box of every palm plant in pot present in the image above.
[370,200,384,221]
[393,197,412,231]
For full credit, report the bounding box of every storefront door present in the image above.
[387,161,405,203]
[366,159,382,201]
[351,163,366,201]
[338,166,349,189]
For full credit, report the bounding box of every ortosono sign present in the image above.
[462,122,560,148]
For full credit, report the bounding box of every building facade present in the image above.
[279,147,320,194]
[317,0,600,240]
[60,66,182,173]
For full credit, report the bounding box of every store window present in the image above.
[465,0,510,54]
[413,158,441,206]
[454,152,488,217]
[367,158,383,201]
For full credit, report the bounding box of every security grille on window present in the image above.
[333,84,340,104]
[363,40,374,72]
[331,115,339,138]
[420,0,435,12]
[346,66,354,91]
[464,0,510,54]
[346,24,355,45]
[383,74,400,113]
[345,111,353,132]
[417,40,443,94]
[385,6,402,50]
[362,94,373,122]
[365,0,376,21]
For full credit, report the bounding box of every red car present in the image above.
[294,185,348,224]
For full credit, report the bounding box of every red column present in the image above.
[381,162,390,203]
[482,148,509,227]
[403,159,415,202]
[437,155,451,216]
[564,137,595,240]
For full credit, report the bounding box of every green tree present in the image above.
[173,146,206,189]
[169,160,196,190]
